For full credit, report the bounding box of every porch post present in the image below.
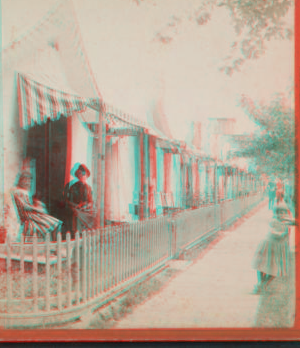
[205,162,209,204]
[232,168,235,199]
[163,152,172,196]
[235,168,239,198]
[214,163,218,204]
[96,107,106,228]
[149,135,157,218]
[231,168,234,199]
[224,166,228,200]
[181,155,186,209]
[248,173,250,193]
[234,169,237,198]
[0,11,3,232]
[195,159,200,207]
[241,171,245,195]
[139,131,149,220]
[236,169,239,197]
[187,157,193,208]
[217,165,222,201]
[139,131,145,220]
[144,133,150,219]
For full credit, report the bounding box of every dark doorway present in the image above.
[26,116,68,220]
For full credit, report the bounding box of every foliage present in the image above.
[229,94,295,178]
[219,0,293,74]
[133,0,293,74]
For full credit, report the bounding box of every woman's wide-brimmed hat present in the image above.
[75,164,90,178]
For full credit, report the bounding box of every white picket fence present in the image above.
[0,190,264,328]
[171,191,264,256]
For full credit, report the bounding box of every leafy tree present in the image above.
[229,94,295,179]
[133,0,293,74]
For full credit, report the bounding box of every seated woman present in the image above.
[11,169,62,242]
[65,164,94,237]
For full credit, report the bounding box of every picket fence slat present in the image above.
[92,230,96,298]
[96,229,100,295]
[112,227,116,287]
[93,230,97,297]
[109,227,113,289]
[66,232,72,308]
[86,232,91,301]
[82,231,87,303]
[129,224,133,278]
[6,234,12,313]
[32,232,38,313]
[57,232,62,311]
[116,227,119,284]
[133,222,137,276]
[75,231,80,305]
[100,229,104,293]
[45,233,51,312]
[20,235,25,305]
[123,224,127,279]
[104,228,108,291]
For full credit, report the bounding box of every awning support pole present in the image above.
[96,106,106,228]
[0,9,4,235]
[139,131,145,220]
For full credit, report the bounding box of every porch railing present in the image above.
[0,190,264,328]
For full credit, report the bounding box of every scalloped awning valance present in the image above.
[17,72,101,129]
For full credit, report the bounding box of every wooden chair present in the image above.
[11,191,44,243]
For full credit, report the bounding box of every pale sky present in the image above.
[2,0,294,140]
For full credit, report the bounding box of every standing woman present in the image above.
[252,205,295,293]
[68,164,94,237]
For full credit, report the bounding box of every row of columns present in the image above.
[96,116,262,225]
[139,137,261,218]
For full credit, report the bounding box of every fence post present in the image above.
[57,232,62,311]
[66,232,72,308]
[6,233,11,314]
[32,231,38,313]
[20,234,25,307]
[82,230,87,303]
[75,231,80,305]
[92,230,96,297]
[96,229,100,295]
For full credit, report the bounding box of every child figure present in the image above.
[252,204,295,294]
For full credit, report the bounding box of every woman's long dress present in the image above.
[69,181,94,232]
[11,187,62,241]
[252,218,290,277]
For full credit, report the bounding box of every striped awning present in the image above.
[17,73,101,129]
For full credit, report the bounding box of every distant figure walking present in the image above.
[252,204,295,294]
[267,181,276,210]
[276,179,284,205]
